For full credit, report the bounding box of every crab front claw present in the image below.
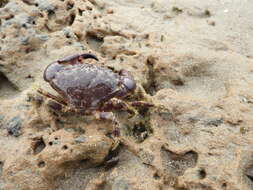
[80,53,99,61]
[57,53,99,64]
[116,69,136,98]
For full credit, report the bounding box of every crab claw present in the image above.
[116,69,136,98]
[43,62,63,82]
[80,53,99,61]
[57,53,98,64]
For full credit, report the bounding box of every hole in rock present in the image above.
[245,164,253,183]
[21,0,35,6]
[0,161,3,176]
[62,145,68,150]
[47,10,55,20]
[153,172,160,180]
[34,138,46,155]
[131,121,152,143]
[86,6,92,11]
[66,1,74,10]
[198,169,206,179]
[38,161,45,168]
[0,0,8,8]
[78,8,84,16]
[68,13,76,25]
[171,79,184,86]
[221,183,227,189]
[80,158,90,165]
[161,147,198,177]
[86,32,103,50]
[5,14,14,20]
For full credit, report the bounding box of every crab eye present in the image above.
[123,78,136,91]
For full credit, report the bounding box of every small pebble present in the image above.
[74,135,86,143]
[20,36,29,45]
[7,116,23,137]
[35,0,55,12]
[37,34,49,41]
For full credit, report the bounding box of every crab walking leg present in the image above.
[101,98,138,116]
[130,101,154,108]
[98,112,121,151]
[96,111,116,121]
[94,111,120,139]
[37,88,68,106]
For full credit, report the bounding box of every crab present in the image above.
[38,53,152,118]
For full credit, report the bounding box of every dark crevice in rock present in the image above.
[47,10,56,20]
[144,57,157,96]
[171,79,184,86]
[33,138,46,155]
[44,23,53,32]
[0,0,8,8]
[132,122,150,142]
[124,114,153,143]
[245,165,253,183]
[248,175,253,181]
[0,161,3,176]
[38,161,45,168]
[66,1,74,10]
[102,143,122,170]
[68,13,76,26]
[5,14,14,20]
[0,72,19,98]
[104,144,121,163]
[172,7,183,14]
[87,0,96,6]
[221,183,227,190]
[62,145,68,150]
[161,147,198,177]
[78,8,84,16]
[21,0,35,6]
[198,168,206,179]
[86,32,104,51]
[86,6,93,11]
[153,172,160,180]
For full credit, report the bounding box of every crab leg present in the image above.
[130,101,154,108]
[37,88,68,106]
[101,98,137,117]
